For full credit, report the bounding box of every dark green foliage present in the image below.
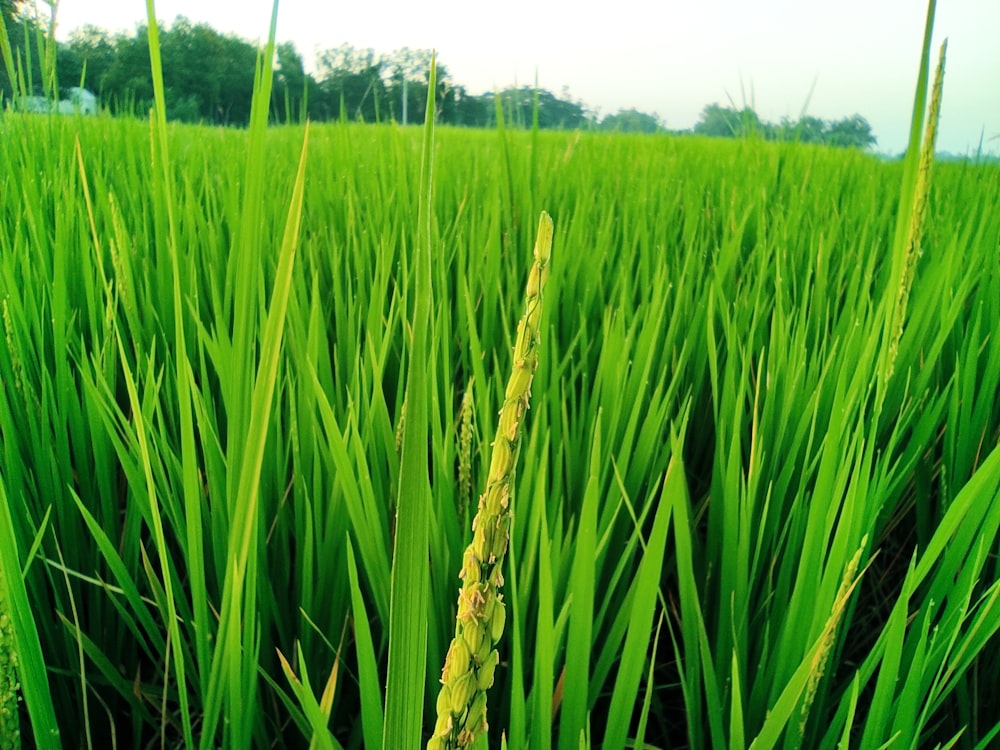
[1,110,998,748]
[694,102,760,137]
[84,17,258,123]
[0,0,23,26]
[272,41,320,122]
[0,3,43,99]
[489,85,591,129]
[5,10,881,140]
[824,113,879,148]
[695,101,878,149]
[58,25,115,92]
[599,108,664,133]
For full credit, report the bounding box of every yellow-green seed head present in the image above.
[436,684,453,716]
[461,622,483,656]
[449,672,476,716]
[466,691,489,735]
[444,638,470,684]
[480,587,495,620]
[477,649,500,691]
[461,548,481,584]
[457,379,475,521]
[473,635,492,666]
[456,586,477,624]
[490,598,506,643]
[427,212,552,750]
[472,527,489,563]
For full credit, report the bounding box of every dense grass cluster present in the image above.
[1,21,1000,750]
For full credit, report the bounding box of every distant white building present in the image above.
[18,95,51,113]
[61,87,98,115]
[15,87,97,115]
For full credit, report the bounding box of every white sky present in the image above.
[51,0,1000,155]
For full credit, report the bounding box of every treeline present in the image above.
[0,7,604,129]
[1,3,876,147]
[693,103,877,149]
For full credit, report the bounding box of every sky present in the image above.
[50,0,1000,155]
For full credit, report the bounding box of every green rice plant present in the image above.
[0,113,995,749]
[880,27,947,402]
[659,5,1000,748]
[427,211,553,749]
[0,482,58,747]
[382,52,438,750]
[456,379,476,530]
[0,0,998,745]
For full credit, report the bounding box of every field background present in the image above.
[1,94,999,749]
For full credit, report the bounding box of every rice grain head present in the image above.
[797,535,868,737]
[884,40,946,388]
[457,378,476,529]
[427,212,553,750]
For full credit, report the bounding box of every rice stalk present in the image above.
[882,39,946,393]
[796,535,868,737]
[1,301,24,399]
[396,395,408,456]
[457,378,476,529]
[427,212,553,750]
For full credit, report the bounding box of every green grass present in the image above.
[1,6,999,749]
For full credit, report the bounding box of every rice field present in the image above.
[1,12,1000,750]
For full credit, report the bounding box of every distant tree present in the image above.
[157,18,255,123]
[1,0,25,23]
[208,29,257,124]
[58,25,116,93]
[1,0,46,99]
[695,105,876,150]
[794,114,827,143]
[272,41,322,122]
[100,27,153,111]
[317,43,379,78]
[315,44,388,121]
[694,103,741,137]
[600,108,663,133]
[311,45,459,125]
[9,7,883,147]
[490,85,589,130]
[383,47,432,85]
[774,116,794,141]
[449,86,491,126]
[1,2,22,97]
[493,86,530,127]
[380,48,453,125]
[97,18,257,123]
[825,114,877,149]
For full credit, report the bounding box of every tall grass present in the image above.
[0,3,999,749]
